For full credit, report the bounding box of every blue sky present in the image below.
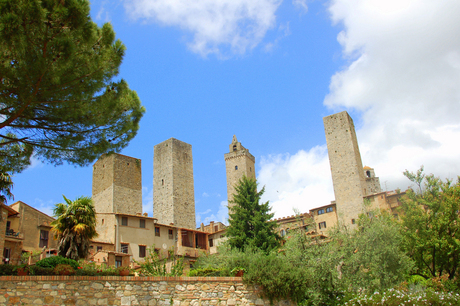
[10,0,460,226]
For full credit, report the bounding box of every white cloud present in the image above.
[124,0,282,57]
[258,146,334,218]
[323,0,460,189]
[293,0,308,13]
[33,198,55,217]
[196,201,229,226]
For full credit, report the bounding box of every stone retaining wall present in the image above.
[0,276,294,306]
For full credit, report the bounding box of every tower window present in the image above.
[235,166,238,170]
[162,179,164,186]
[366,170,371,178]
[250,167,252,172]
[233,145,237,151]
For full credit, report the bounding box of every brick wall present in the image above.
[0,276,294,306]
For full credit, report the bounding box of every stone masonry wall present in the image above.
[0,276,294,306]
[224,138,256,214]
[324,111,366,226]
[93,154,142,215]
[154,138,196,230]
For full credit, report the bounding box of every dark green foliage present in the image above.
[400,167,460,279]
[0,264,15,275]
[36,255,79,270]
[243,250,310,304]
[52,196,98,260]
[28,265,55,276]
[0,0,145,199]
[187,267,224,277]
[227,176,281,253]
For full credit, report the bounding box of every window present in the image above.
[366,170,371,178]
[319,221,326,229]
[139,245,146,258]
[351,219,356,225]
[102,219,104,225]
[97,246,103,252]
[162,179,164,186]
[121,217,128,226]
[280,229,285,237]
[233,145,237,151]
[39,230,49,248]
[214,225,218,232]
[6,221,10,232]
[140,219,145,228]
[121,243,129,254]
[155,227,160,237]
[250,167,252,172]
[168,229,173,239]
[115,256,122,268]
[235,165,238,170]
[326,207,333,213]
[317,209,325,215]
[209,239,214,247]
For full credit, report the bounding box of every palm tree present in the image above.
[51,196,98,260]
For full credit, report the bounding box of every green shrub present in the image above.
[29,266,55,276]
[0,264,16,275]
[36,256,79,270]
[54,264,76,275]
[187,267,224,277]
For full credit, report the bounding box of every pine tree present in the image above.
[0,0,145,200]
[227,176,280,253]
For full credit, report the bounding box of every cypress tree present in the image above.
[227,176,281,253]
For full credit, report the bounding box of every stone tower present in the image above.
[224,135,256,213]
[153,138,195,229]
[363,166,382,194]
[324,111,367,225]
[92,153,142,215]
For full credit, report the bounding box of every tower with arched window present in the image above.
[224,135,256,215]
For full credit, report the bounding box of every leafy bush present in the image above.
[54,264,76,275]
[0,264,16,275]
[36,256,79,270]
[29,266,55,276]
[187,267,224,277]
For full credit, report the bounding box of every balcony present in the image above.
[5,229,23,240]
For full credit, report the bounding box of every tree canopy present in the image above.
[51,195,97,260]
[0,0,145,200]
[400,166,460,279]
[226,176,281,253]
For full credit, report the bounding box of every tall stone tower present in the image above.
[92,153,142,215]
[153,138,195,229]
[224,135,256,213]
[324,111,367,225]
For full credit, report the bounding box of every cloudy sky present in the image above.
[11,0,460,225]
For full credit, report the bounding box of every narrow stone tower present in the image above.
[224,135,256,213]
[92,153,142,215]
[153,138,195,229]
[324,111,367,225]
